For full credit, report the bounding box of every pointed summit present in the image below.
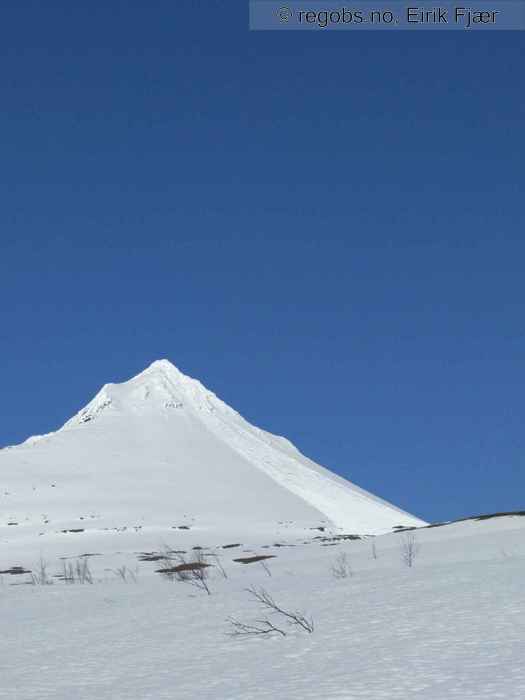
[61,359,216,427]
[140,358,184,378]
[2,361,426,535]
[146,358,175,370]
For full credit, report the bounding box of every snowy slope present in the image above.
[0,359,425,566]
[1,361,522,699]
[1,515,524,700]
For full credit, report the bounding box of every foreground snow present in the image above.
[1,516,524,699]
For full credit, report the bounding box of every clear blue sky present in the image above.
[1,0,523,523]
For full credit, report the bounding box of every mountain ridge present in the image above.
[0,360,426,540]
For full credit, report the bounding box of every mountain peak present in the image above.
[62,359,217,428]
[142,358,181,375]
[133,358,186,385]
[6,360,427,534]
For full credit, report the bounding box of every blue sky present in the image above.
[1,0,524,523]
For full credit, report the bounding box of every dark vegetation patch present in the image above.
[474,511,525,521]
[175,525,191,530]
[313,534,361,543]
[138,550,186,562]
[7,522,18,526]
[155,561,210,575]
[138,552,165,562]
[0,566,31,575]
[222,543,242,549]
[273,543,296,548]
[61,529,85,534]
[233,555,277,565]
[394,510,525,533]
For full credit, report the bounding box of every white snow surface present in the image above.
[0,359,425,560]
[1,362,523,698]
[0,515,524,700]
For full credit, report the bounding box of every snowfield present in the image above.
[1,360,523,699]
[1,516,524,700]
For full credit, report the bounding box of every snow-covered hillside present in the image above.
[1,361,522,699]
[1,514,524,700]
[1,359,424,569]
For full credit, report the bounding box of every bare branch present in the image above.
[157,548,212,594]
[400,533,420,568]
[113,565,138,583]
[208,553,228,579]
[226,616,286,637]
[260,560,272,577]
[58,557,93,584]
[330,552,352,579]
[245,586,314,633]
[30,557,53,586]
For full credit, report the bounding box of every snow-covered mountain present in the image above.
[3,361,524,700]
[1,359,425,553]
